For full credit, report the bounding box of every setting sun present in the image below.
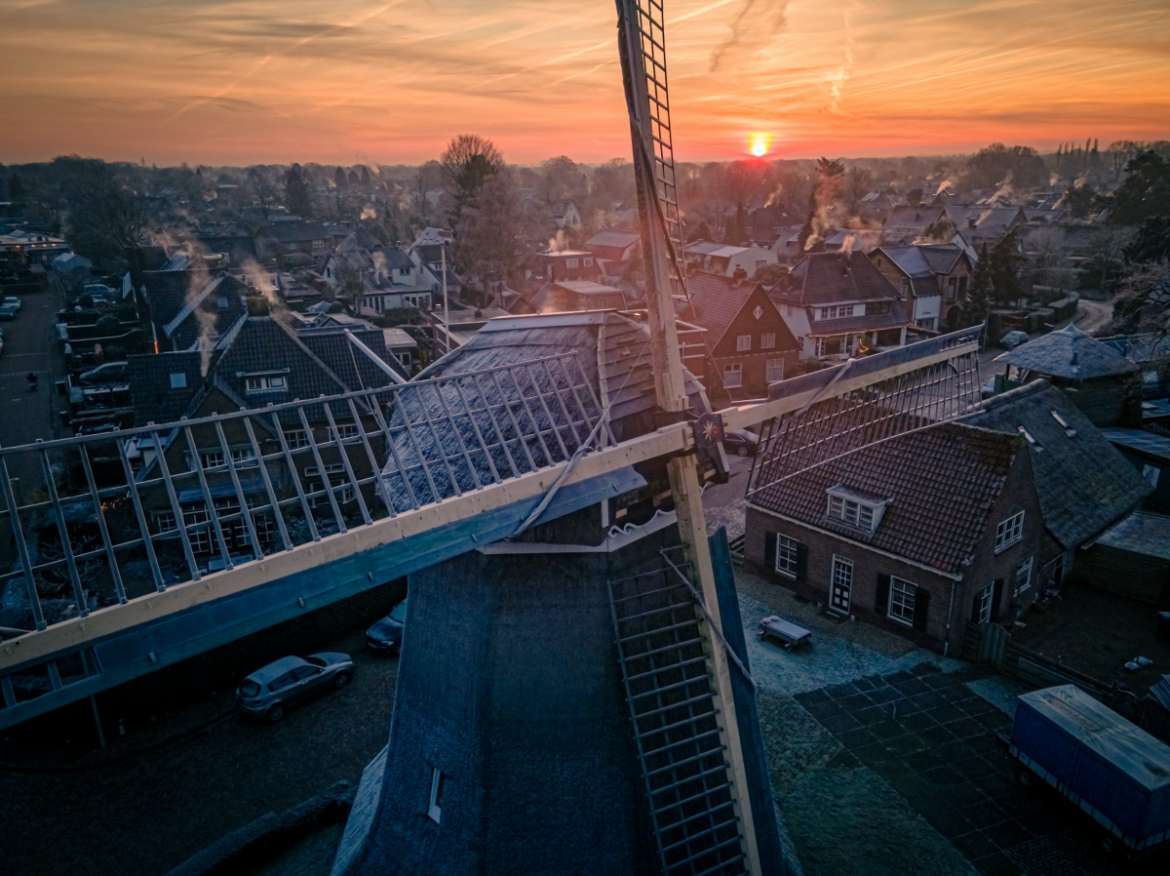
[749,133,771,157]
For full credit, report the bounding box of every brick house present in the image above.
[869,243,973,332]
[745,423,1044,654]
[126,313,403,568]
[770,251,908,361]
[675,272,800,403]
[537,250,602,283]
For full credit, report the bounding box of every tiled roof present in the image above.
[750,422,1024,574]
[995,324,1138,379]
[967,381,1151,549]
[145,271,247,351]
[876,246,933,277]
[673,272,760,344]
[782,251,901,306]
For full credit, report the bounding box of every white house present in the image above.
[682,242,777,278]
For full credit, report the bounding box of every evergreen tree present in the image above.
[961,244,993,327]
[989,230,1024,307]
[284,164,314,218]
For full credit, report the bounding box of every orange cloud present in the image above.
[0,0,1167,165]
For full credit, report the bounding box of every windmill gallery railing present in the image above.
[0,328,979,728]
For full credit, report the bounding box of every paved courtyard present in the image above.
[737,570,1163,876]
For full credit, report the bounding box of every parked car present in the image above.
[0,304,17,320]
[999,330,1028,350]
[1,296,20,312]
[77,360,129,386]
[723,429,760,457]
[235,652,354,722]
[366,599,408,654]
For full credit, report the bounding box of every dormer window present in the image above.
[244,373,288,393]
[825,486,888,532]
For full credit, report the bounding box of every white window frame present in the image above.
[761,332,776,349]
[199,450,224,469]
[827,491,879,531]
[565,258,579,269]
[766,358,785,383]
[244,374,288,394]
[831,556,853,607]
[736,335,752,352]
[284,428,309,449]
[304,463,346,478]
[332,423,359,442]
[428,767,444,824]
[1014,557,1033,597]
[995,511,1025,553]
[888,577,917,626]
[583,257,594,267]
[774,535,798,578]
[722,362,743,389]
[975,584,994,624]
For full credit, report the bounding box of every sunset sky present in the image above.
[1,0,1168,166]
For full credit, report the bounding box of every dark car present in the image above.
[366,599,408,654]
[77,361,128,386]
[723,429,760,457]
[235,652,354,722]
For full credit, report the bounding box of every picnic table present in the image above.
[759,615,811,651]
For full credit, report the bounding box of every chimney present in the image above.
[247,294,270,316]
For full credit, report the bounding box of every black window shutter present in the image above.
[796,543,808,581]
[913,588,930,631]
[764,532,778,571]
[990,579,1005,621]
[970,592,981,624]
[875,574,891,615]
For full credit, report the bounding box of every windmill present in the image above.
[0,3,983,874]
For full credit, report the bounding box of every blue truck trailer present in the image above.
[1009,685,1170,857]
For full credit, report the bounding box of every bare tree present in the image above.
[454,169,522,301]
[334,258,366,314]
[440,135,505,228]
[248,166,280,220]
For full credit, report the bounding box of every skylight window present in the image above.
[1050,410,1076,436]
[1017,426,1042,451]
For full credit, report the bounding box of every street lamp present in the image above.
[441,239,451,355]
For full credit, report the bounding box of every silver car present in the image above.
[235,652,354,722]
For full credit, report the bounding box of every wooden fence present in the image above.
[961,621,1129,709]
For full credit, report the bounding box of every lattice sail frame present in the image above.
[747,327,985,499]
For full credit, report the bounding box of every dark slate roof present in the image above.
[781,251,901,307]
[1100,427,1170,463]
[588,230,641,248]
[127,315,399,427]
[875,243,964,280]
[1096,512,1170,561]
[383,311,709,503]
[144,270,248,351]
[967,381,1152,549]
[379,247,414,270]
[919,244,965,274]
[260,222,332,243]
[996,324,1139,379]
[127,350,204,425]
[750,422,1024,574]
[876,245,934,277]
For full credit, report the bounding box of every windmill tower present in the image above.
[333,3,784,875]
